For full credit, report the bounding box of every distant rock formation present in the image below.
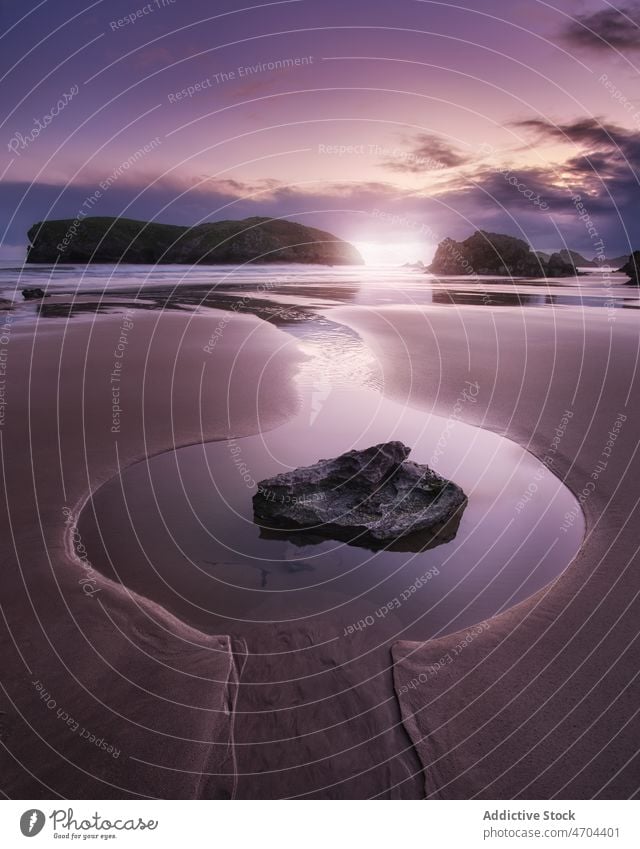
[402,260,425,269]
[26,216,364,265]
[557,249,596,269]
[599,254,630,268]
[253,441,467,550]
[428,230,576,277]
[538,250,629,269]
[620,252,640,284]
[547,252,580,276]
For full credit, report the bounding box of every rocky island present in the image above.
[26,215,364,265]
[428,230,576,277]
[253,441,467,550]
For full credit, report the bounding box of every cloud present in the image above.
[390,116,640,254]
[562,3,640,51]
[516,116,636,150]
[515,117,640,188]
[379,133,468,174]
[0,175,403,258]
[6,121,640,262]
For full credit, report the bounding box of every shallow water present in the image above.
[34,260,588,647]
[1,261,638,320]
[78,383,584,645]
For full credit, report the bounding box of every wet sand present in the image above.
[1,279,638,798]
[0,309,301,797]
[333,303,640,798]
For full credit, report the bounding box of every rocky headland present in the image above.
[428,230,576,277]
[26,216,364,265]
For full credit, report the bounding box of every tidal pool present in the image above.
[77,386,584,646]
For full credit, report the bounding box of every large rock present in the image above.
[26,216,364,266]
[21,287,46,300]
[547,251,579,276]
[428,230,575,277]
[253,441,467,550]
[620,251,640,283]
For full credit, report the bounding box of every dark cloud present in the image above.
[428,166,637,256]
[379,133,468,174]
[515,117,640,190]
[400,116,640,254]
[563,3,640,51]
[5,117,640,262]
[516,117,637,151]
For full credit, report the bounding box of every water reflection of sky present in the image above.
[0,263,637,321]
[78,387,584,644]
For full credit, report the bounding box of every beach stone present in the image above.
[253,441,467,549]
[22,287,46,300]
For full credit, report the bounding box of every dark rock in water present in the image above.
[22,287,46,300]
[546,252,579,277]
[253,441,467,550]
[26,216,364,266]
[428,230,576,277]
[620,251,640,284]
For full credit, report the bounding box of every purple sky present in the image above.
[2,0,640,261]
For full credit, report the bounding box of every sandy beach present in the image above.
[0,272,638,799]
[333,302,640,798]
[0,306,301,797]
[6,0,640,822]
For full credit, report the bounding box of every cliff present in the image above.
[620,252,640,283]
[26,216,364,265]
[428,230,575,277]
